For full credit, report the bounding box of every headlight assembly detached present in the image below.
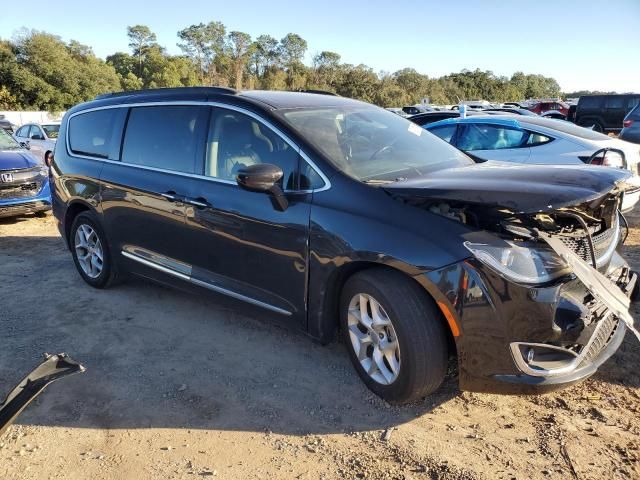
[464,240,571,284]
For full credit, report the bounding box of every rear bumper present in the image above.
[0,179,51,218]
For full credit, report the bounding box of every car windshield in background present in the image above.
[0,128,20,150]
[42,124,60,138]
[281,106,472,183]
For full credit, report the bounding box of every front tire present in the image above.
[70,211,120,288]
[340,269,448,404]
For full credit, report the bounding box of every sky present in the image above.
[1,0,639,93]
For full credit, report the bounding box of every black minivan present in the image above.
[51,87,637,403]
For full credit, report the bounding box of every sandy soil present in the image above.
[0,212,638,480]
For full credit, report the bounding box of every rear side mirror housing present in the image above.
[236,163,288,211]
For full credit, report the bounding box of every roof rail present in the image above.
[295,89,339,96]
[95,86,237,101]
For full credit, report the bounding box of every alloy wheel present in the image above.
[74,224,104,279]
[347,293,401,385]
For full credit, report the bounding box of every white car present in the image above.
[424,115,640,211]
[14,122,60,163]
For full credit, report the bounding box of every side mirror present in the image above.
[19,141,30,150]
[236,163,288,211]
[45,151,54,167]
[31,134,44,140]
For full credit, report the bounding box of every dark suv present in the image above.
[575,94,640,133]
[52,87,637,403]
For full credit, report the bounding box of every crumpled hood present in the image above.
[0,149,40,171]
[383,161,631,213]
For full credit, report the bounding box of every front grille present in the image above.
[0,182,40,200]
[558,222,618,265]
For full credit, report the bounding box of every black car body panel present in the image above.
[575,94,640,132]
[383,161,631,214]
[51,87,637,396]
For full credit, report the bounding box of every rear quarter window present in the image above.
[68,109,124,159]
[578,96,603,109]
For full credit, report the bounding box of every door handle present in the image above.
[183,197,211,209]
[160,191,184,202]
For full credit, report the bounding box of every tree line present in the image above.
[1,24,564,112]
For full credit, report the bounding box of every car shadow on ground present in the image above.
[1,234,638,438]
[0,234,461,436]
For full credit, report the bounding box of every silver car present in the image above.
[14,122,60,163]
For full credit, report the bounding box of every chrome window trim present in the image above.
[121,249,291,316]
[65,101,331,193]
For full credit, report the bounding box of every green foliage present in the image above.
[0,24,567,110]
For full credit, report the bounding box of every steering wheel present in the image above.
[368,138,399,162]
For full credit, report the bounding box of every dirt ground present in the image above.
[0,212,639,480]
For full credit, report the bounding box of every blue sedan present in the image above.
[0,128,51,218]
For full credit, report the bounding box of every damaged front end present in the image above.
[386,162,639,393]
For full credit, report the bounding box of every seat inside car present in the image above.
[208,113,274,180]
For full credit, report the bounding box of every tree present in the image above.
[251,34,279,79]
[227,31,253,90]
[177,21,226,84]
[127,25,157,77]
[311,51,341,90]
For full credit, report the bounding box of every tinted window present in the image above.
[627,97,640,111]
[429,124,457,143]
[606,97,624,109]
[457,124,528,151]
[629,104,640,120]
[526,131,552,146]
[15,126,29,138]
[579,96,603,109]
[122,105,206,173]
[299,159,324,190]
[28,125,42,139]
[69,109,122,159]
[206,108,300,189]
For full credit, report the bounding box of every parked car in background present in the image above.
[401,105,432,115]
[620,103,640,144]
[0,118,17,134]
[575,94,640,133]
[52,87,637,403]
[483,107,538,116]
[423,115,640,211]
[409,110,497,127]
[0,128,51,218]
[527,101,570,119]
[14,122,60,164]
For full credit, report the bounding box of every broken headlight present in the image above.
[464,240,571,284]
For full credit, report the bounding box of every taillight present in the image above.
[623,119,634,128]
[588,148,626,168]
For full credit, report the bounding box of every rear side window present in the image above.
[69,109,122,159]
[606,97,624,109]
[457,124,528,151]
[121,105,207,174]
[627,97,640,112]
[579,96,603,109]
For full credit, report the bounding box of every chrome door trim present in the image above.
[121,249,292,316]
[65,101,331,193]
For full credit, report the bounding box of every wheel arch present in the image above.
[312,260,457,354]
[63,200,96,249]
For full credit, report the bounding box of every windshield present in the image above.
[42,124,60,138]
[0,128,21,150]
[280,105,472,182]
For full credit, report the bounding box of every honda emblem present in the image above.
[0,173,13,183]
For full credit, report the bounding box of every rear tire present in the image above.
[70,211,122,289]
[340,269,448,404]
